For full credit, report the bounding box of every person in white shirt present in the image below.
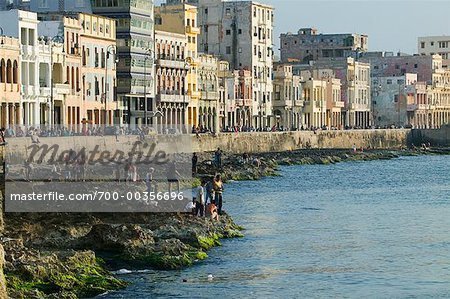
[194,181,206,217]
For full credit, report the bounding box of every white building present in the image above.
[194,0,274,129]
[418,36,450,60]
[0,9,40,126]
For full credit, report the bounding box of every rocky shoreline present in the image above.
[4,147,450,298]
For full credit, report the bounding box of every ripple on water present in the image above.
[101,156,450,299]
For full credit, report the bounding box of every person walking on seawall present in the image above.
[213,174,224,214]
[145,167,155,193]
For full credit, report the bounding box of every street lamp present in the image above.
[50,35,64,129]
[143,48,154,126]
[104,44,117,126]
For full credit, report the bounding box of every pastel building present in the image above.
[0,35,21,128]
[92,0,155,126]
[155,2,200,127]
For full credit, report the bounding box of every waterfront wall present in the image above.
[5,129,411,161]
[193,129,410,153]
[410,125,450,147]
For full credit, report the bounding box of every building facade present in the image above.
[78,13,117,126]
[0,36,21,128]
[155,2,200,127]
[234,69,253,128]
[197,53,219,132]
[294,58,370,128]
[280,28,368,63]
[273,63,303,130]
[418,36,450,60]
[0,10,40,126]
[155,29,189,132]
[194,0,274,129]
[92,0,155,126]
[371,73,418,127]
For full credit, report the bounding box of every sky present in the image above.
[154,0,450,56]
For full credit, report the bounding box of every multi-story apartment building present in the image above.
[363,52,450,128]
[300,70,328,129]
[294,58,371,128]
[92,0,155,126]
[1,0,92,14]
[418,36,450,60]
[280,28,368,63]
[197,53,219,132]
[0,36,21,128]
[35,37,67,127]
[371,73,418,127]
[78,13,117,126]
[155,2,200,127]
[0,10,40,126]
[273,63,303,130]
[361,52,440,83]
[155,29,189,132]
[189,0,274,129]
[217,60,235,131]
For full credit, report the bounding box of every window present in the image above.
[421,42,425,49]
[238,29,242,34]
[226,46,231,54]
[205,8,208,14]
[431,41,434,46]
[414,63,418,68]
[204,26,208,33]
[395,64,400,70]
[226,8,231,15]
[387,79,392,84]
[106,24,109,34]
[226,30,231,35]
[38,0,49,8]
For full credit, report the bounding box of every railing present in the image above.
[157,93,187,104]
[333,101,345,108]
[201,91,219,100]
[186,25,201,34]
[156,59,187,69]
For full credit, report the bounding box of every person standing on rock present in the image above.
[192,153,198,175]
[214,148,223,170]
[213,174,224,214]
[194,180,206,217]
[205,179,214,206]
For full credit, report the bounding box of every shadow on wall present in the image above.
[410,125,450,147]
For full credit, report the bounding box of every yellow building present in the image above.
[0,36,20,128]
[78,13,117,126]
[155,3,200,128]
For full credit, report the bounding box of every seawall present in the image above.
[410,125,450,147]
[6,129,411,161]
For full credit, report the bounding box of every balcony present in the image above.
[186,25,201,34]
[235,99,244,106]
[21,85,37,96]
[39,87,51,97]
[21,45,36,56]
[157,93,188,104]
[188,89,201,98]
[55,83,71,95]
[156,58,187,69]
[201,91,219,100]
[295,100,304,107]
[332,101,345,108]
[244,99,252,106]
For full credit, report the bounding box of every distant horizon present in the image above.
[154,0,450,56]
